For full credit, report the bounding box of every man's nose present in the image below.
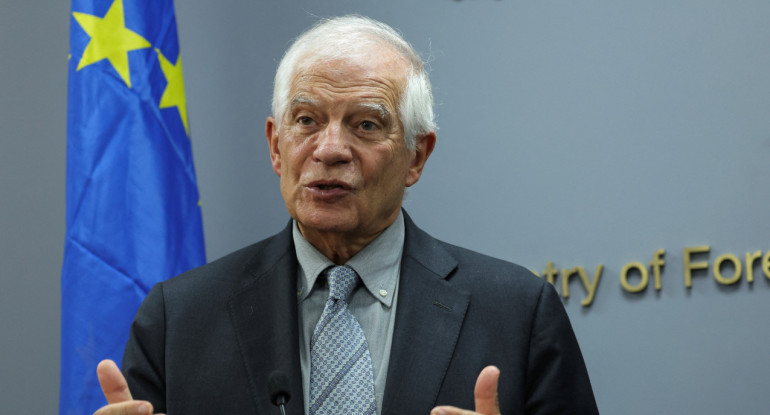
[313,122,353,165]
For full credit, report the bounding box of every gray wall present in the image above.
[3,0,769,413]
[1,1,69,412]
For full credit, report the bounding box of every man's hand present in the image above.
[430,365,501,415]
[93,359,162,415]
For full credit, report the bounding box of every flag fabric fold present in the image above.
[61,0,205,413]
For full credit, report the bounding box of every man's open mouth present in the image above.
[316,184,342,190]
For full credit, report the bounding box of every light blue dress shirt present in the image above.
[293,212,404,415]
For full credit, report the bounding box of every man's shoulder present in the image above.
[438,238,533,274]
[403,213,545,294]
[434,237,545,291]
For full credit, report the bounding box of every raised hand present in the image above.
[430,365,501,415]
[93,359,161,415]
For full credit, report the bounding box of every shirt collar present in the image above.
[293,211,404,307]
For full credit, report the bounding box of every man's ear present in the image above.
[266,116,281,177]
[405,131,436,187]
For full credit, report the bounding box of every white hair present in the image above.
[271,15,436,150]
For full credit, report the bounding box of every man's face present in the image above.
[266,49,433,245]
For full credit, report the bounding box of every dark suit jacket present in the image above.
[123,212,598,414]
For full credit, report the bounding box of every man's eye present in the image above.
[298,116,314,126]
[360,121,377,131]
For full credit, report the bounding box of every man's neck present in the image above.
[297,228,384,265]
[296,215,400,265]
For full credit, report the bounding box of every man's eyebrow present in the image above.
[290,95,316,111]
[359,102,391,120]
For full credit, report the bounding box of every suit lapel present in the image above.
[382,213,470,415]
[228,224,306,415]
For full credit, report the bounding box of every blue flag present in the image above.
[61,0,206,413]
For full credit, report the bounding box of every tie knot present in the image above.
[327,265,359,301]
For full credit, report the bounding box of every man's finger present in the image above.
[93,401,154,415]
[96,359,133,404]
[430,366,502,415]
[473,365,501,415]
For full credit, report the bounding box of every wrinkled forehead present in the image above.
[288,49,410,107]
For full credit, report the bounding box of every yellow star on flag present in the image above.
[156,49,190,136]
[72,0,151,88]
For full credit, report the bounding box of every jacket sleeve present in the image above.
[122,283,168,413]
[525,282,599,414]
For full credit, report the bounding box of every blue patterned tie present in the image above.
[309,265,377,415]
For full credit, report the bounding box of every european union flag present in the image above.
[61,0,206,413]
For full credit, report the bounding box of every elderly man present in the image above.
[94,15,598,415]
